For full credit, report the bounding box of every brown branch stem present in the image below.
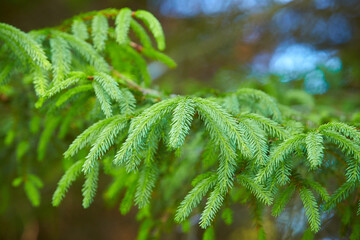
[111,69,161,99]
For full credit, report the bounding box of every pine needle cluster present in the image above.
[1,7,360,240]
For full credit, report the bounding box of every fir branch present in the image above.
[64,115,120,159]
[115,8,132,45]
[238,119,268,165]
[55,31,109,72]
[0,22,51,70]
[324,181,356,210]
[305,132,324,169]
[175,173,217,223]
[304,180,330,202]
[71,19,89,40]
[46,71,86,98]
[82,161,100,208]
[299,187,321,232]
[135,161,159,208]
[52,160,84,206]
[321,130,360,161]
[199,184,224,229]
[202,140,219,170]
[56,8,119,30]
[4,7,359,236]
[134,121,163,207]
[141,47,177,68]
[55,84,93,107]
[91,14,109,51]
[319,122,360,143]
[134,10,165,51]
[194,97,247,191]
[222,94,240,115]
[256,134,306,183]
[93,72,123,103]
[238,112,287,140]
[120,88,136,115]
[49,36,71,84]
[346,158,360,183]
[114,97,180,170]
[93,81,113,118]
[236,88,281,122]
[275,160,291,185]
[237,174,273,205]
[83,116,128,173]
[32,66,49,97]
[130,19,152,48]
[1,35,30,67]
[169,97,195,149]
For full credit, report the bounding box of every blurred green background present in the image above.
[1,0,359,239]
